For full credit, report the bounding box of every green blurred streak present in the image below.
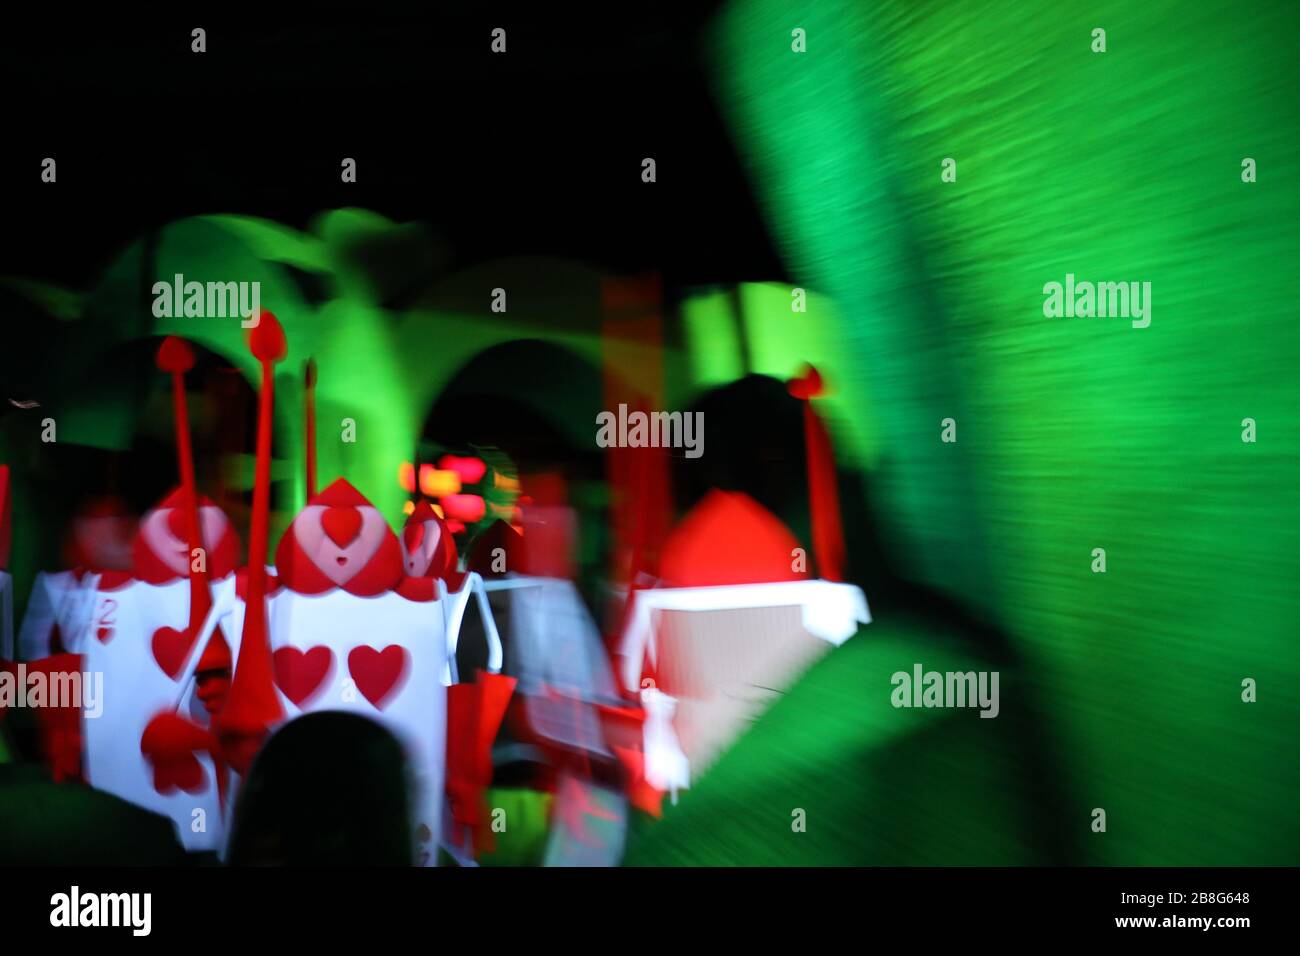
[675,0,1300,864]
[682,288,746,385]
[739,281,881,465]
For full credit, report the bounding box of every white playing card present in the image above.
[260,574,488,867]
[79,576,230,853]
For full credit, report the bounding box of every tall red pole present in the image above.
[218,311,288,774]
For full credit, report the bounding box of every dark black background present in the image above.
[0,9,788,307]
[0,865,1280,941]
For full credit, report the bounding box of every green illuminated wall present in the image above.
[3,210,678,589]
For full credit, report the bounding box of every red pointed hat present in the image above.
[401,500,459,581]
[658,490,810,588]
[132,488,241,584]
[275,477,404,596]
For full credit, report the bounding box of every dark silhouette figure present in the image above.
[227,712,414,866]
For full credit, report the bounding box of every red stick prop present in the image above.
[156,337,226,669]
[217,311,288,773]
[304,358,318,499]
[0,464,11,571]
[789,365,845,582]
[139,338,236,803]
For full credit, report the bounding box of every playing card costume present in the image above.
[13,495,135,662]
[5,314,518,864]
[3,299,868,866]
[264,473,496,866]
[201,313,513,864]
[94,337,246,849]
[0,338,244,848]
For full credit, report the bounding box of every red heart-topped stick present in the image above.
[304,358,318,500]
[155,337,223,663]
[150,336,243,805]
[217,310,288,774]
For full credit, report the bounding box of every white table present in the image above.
[616,579,871,793]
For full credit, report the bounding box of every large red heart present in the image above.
[347,645,408,709]
[96,626,113,644]
[273,646,333,706]
[321,506,363,547]
[141,713,211,795]
[151,626,193,679]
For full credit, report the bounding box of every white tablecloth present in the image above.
[617,579,870,693]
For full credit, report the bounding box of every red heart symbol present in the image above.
[166,506,190,542]
[273,646,333,706]
[347,645,408,709]
[151,753,207,794]
[321,506,363,547]
[96,626,113,644]
[151,626,193,679]
[141,712,211,795]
